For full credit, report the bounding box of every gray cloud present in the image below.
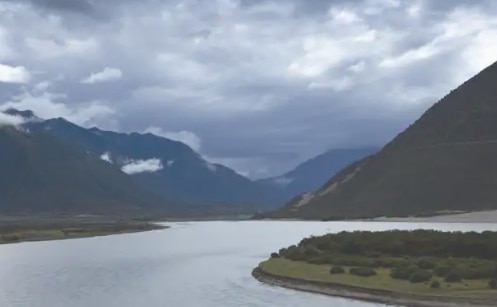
[1,0,496,178]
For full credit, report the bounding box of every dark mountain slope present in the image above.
[0,127,164,214]
[268,61,497,219]
[258,147,377,203]
[26,118,278,211]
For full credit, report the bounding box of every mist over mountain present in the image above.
[258,147,378,203]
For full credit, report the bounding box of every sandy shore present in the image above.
[373,210,497,223]
[252,268,495,307]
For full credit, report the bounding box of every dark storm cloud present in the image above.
[1,0,496,177]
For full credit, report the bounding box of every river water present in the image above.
[1,221,497,307]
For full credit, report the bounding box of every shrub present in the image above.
[416,257,437,270]
[457,264,496,280]
[328,254,379,268]
[430,281,441,289]
[390,268,411,280]
[409,270,433,283]
[349,267,377,277]
[489,279,497,289]
[434,266,450,277]
[282,245,306,261]
[390,265,419,280]
[330,266,345,274]
[445,272,462,283]
[270,252,280,258]
[308,255,330,265]
[367,252,382,258]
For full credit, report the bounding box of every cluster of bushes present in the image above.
[330,266,345,274]
[273,230,497,289]
[390,264,433,283]
[349,267,377,277]
[296,230,497,259]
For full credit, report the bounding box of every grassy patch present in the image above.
[259,258,496,298]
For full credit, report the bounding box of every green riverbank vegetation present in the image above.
[260,230,497,298]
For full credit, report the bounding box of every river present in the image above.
[1,221,497,307]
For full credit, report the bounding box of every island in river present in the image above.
[254,230,497,307]
[0,215,166,245]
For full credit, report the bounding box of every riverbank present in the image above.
[0,215,167,245]
[253,266,496,307]
[254,230,497,307]
[372,210,497,223]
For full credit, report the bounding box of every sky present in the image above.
[0,0,496,178]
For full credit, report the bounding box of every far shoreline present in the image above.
[256,210,497,224]
[0,215,168,245]
[252,267,495,307]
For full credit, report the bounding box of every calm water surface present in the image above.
[1,221,497,307]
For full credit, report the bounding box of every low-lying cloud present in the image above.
[145,127,202,152]
[100,152,112,163]
[0,111,25,127]
[121,158,163,175]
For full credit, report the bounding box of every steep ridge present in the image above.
[24,117,278,212]
[0,126,164,214]
[268,61,497,219]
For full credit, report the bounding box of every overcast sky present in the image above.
[0,0,496,178]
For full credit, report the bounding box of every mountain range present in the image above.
[268,61,497,219]
[1,109,374,215]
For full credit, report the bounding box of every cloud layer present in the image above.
[1,0,496,177]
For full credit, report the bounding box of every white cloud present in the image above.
[0,111,25,127]
[82,67,123,84]
[204,161,217,173]
[1,90,115,127]
[121,158,163,175]
[100,152,112,163]
[0,63,31,83]
[287,36,345,78]
[145,127,202,152]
